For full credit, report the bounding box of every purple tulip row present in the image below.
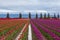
[37,19,60,32]
[39,19,60,28]
[38,19,60,29]
[31,19,60,40]
[31,21,46,40]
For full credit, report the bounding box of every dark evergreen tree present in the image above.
[54,13,56,18]
[29,12,31,19]
[48,13,50,18]
[44,13,46,18]
[57,13,59,19]
[7,13,9,18]
[19,13,22,18]
[40,13,42,19]
[36,13,38,19]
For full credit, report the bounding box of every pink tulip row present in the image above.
[39,19,60,28]
[31,21,46,40]
[31,19,60,40]
[37,19,60,32]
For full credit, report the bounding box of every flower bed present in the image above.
[31,19,60,40]
[0,19,29,40]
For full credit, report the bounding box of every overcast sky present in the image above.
[0,0,60,11]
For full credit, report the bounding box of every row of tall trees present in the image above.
[39,13,60,19]
[6,13,22,18]
[6,12,60,19]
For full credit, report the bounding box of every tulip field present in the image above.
[0,18,60,40]
[31,19,60,40]
[0,18,29,40]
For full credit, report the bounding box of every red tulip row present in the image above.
[0,19,29,40]
[18,23,29,40]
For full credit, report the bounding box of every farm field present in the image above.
[31,19,60,40]
[0,18,60,40]
[0,18,29,40]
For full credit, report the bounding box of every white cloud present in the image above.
[0,9,18,13]
[0,9,47,12]
[24,10,47,13]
